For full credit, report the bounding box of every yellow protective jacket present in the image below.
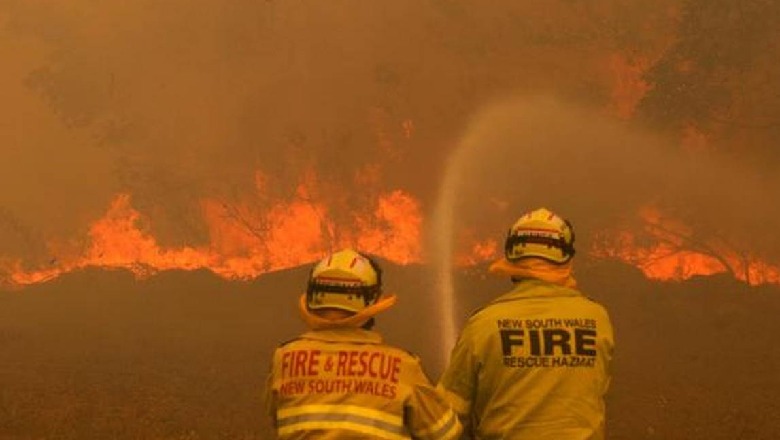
[438,279,614,440]
[266,328,462,440]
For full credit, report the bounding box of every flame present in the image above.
[355,190,422,265]
[592,205,780,285]
[4,194,210,286]
[3,176,424,287]
[6,193,779,288]
[447,204,780,286]
[454,229,498,267]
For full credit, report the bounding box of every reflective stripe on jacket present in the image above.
[266,328,462,440]
[438,279,614,440]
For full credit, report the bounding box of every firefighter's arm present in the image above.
[405,358,463,440]
[434,384,473,439]
[264,350,280,428]
[436,331,479,437]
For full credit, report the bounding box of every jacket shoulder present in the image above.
[466,299,513,322]
[276,336,303,348]
[377,343,420,361]
[578,293,612,313]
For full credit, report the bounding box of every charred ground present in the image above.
[0,263,778,439]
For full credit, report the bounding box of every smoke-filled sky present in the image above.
[436,95,780,260]
[1,0,779,269]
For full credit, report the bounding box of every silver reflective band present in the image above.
[278,411,410,439]
[421,411,459,440]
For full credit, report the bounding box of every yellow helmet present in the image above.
[305,248,382,313]
[504,207,576,264]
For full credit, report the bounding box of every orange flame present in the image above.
[448,204,780,286]
[592,206,780,285]
[4,194,210,286]
[454,229,498,267]
[7,197,779,287]
[3,180,423,287]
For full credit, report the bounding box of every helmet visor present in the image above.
[307,283,378,313]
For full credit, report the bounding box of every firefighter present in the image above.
[265,248,462,440]
[438,208,614,439]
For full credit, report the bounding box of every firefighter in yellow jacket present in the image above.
[438,208,614,439]
[266,248,462,440]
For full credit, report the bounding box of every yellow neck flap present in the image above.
[489,257,577,288]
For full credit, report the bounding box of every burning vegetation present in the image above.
[3,189,778,288]
[3,183,423,287]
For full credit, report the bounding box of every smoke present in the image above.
[434,95,780,267]
[1,0,777,269]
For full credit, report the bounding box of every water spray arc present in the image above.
[432,141,471,365]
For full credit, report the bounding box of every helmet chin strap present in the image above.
[298,293,397,330]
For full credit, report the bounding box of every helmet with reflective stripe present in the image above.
[504,207,575,264]
[306,248,382,313]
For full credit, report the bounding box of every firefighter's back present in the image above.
[269,328,460,440]
[465,281,614,439]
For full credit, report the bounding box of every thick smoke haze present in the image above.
[439,96,780,261]
[1,0,778,268]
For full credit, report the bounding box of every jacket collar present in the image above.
[300,328,384,345]
[490,278,583,304]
